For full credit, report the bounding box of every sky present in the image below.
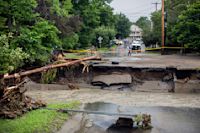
[110,0,162,22]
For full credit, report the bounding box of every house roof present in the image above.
[130,25,142,32]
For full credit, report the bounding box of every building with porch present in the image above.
[129,24,143,43]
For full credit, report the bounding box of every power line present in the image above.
[125,3,152,11]
[129,13,152,17]
[125,6,154,15]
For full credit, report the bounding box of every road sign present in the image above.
[98,36,103,44]
[98,36,103,48]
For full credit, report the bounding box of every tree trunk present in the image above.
[3,56,100,79]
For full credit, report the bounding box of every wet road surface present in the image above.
[59,102,200,133]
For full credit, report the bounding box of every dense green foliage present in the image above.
[135,17,155,46]
[13,20,62,64]
[135,12,162,46]
[0,34,28,74]
[172,2,200,51]
[94,26,116,47]
[135,17,151,34]
[165,0,199,45]
[0,101,80,133]
[0,0,131,74]
[135,0,200,49]
[115,13,132,39]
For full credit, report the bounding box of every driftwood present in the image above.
[4,56,100,79]
[0,79,46,119]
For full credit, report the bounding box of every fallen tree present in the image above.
[3,56,100,79]
[0,56,100,118]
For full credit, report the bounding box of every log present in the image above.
[4,56,100,79]
[5,79,28,91]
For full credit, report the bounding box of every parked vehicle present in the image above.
[131,40,145,52]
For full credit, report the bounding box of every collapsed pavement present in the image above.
[23,63,200,93]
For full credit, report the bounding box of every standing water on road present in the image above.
[59,102,200,133]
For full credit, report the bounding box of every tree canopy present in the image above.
[0,0,132,74]
[135,0,200,49]
[172,2,200,51]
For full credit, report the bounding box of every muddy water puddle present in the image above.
[59,102,200,133]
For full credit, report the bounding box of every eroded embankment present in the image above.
[91,66,200,93]
[23,64,200,93]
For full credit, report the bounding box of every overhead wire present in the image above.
[125,5,154,15]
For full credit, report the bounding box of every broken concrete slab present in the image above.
[92,73,132,86]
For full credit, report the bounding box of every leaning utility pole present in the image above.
[152,2,160,11]
[161,0,165,54]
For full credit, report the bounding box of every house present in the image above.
[129,25,143,43]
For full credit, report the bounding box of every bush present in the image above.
[94,26,116,47]
[0,34,29,74]
[62,33,79,49]
[12,20,61,65]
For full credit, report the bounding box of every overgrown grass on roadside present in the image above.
[97,46,117,52]
[65,53,86,59]
[97,47,109,52]
[0,101,80,133]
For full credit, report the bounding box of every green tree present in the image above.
[0,0,38,33]
[172,2,200,51]
[49,0,72,17]
[62,33,79,49]
[136,17,151,33]
[115,13,132,39]
[0,34,28,74]
[135,17,152,46]
[135,12,161,46]
[94,26,116,47]
[72,0,120,48]
[151,11,162,45]
[72,0,102,47]
[99,4,116,27]
[165,0,199,45]
[36,0,81,50]
[12,20,61,64]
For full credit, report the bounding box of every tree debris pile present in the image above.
[0,80,46,119]
[0,56,100,119]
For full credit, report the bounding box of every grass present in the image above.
[64,46,118,58]
[0,101,80,133]
[65,53,87,59]
[97,47,109,52]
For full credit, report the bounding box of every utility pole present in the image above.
[152,2,161,11]
[161,0,165,55]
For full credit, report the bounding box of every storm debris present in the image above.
[111,114,152,129]
[133,114,152,129]
[0,80,46,119]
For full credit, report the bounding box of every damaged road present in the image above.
[26,88,200,108]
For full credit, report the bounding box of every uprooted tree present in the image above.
[0,56,100,119]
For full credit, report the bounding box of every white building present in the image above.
[129,25,143,42]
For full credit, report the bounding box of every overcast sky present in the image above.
[110,0,161,22]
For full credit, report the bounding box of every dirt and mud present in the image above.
[26,88,200,108]
[25,53,200,133]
